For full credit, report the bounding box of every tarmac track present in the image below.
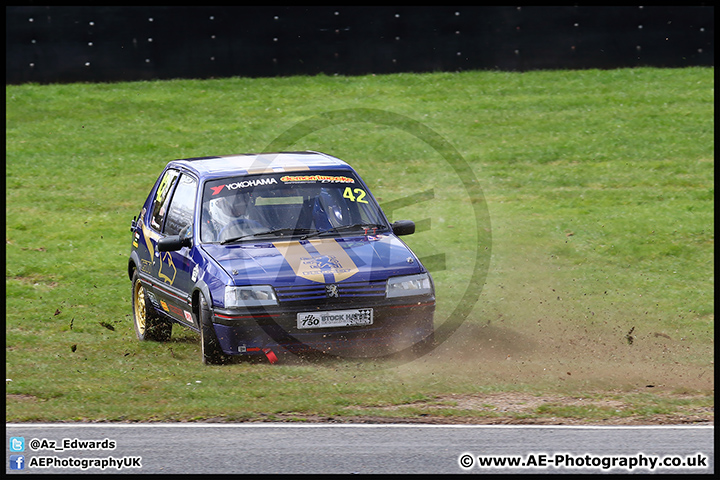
[6,423,713,474]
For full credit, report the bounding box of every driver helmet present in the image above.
[209,194,247,227]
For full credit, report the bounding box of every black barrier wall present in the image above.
[5,6,714,84]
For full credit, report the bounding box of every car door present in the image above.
[149,171,199,327]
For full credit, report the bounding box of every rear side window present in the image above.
[150,169,180,232]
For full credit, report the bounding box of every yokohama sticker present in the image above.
[210,177,277,195]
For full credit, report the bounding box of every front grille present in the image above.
[274,280,386,303]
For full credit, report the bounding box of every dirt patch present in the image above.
[415,392,627,414]
[335,391,713,425]
[398,320,714,393]
[256,416,713,426]
[6,394,39,402]
[344,318,714,426]
[261,413,713,426]
[243,391,711,426]
[250,318,714,425]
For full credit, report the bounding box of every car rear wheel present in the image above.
[132,270,172,342]
[198,293,229,365]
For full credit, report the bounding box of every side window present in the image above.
[164,174,197,236]
[150,169,180,232]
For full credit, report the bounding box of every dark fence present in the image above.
[6,6,714,84]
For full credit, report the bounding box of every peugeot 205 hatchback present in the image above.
[128,151,435,364]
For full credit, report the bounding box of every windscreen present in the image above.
[200,171,388,244]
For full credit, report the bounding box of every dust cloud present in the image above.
[398,316,714,394]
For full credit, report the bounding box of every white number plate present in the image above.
[297,308,373,329]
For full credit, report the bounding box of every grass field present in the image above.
[6,67,714,423]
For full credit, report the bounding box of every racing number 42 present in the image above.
[343,187,368,203]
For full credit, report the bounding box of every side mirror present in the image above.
[391,220,415,236]
[157,234,192,252]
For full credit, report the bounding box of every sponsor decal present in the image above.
[184,310,193,322]
[211,177,278,195]
[273,239,359,283]
[297,308,373,329]
[160,300,170,312]
[280,174,354,184]
[309,239,359,282]
[140,258,152,274]
[158,252,177,285]
[155,171,175,203]
[304,255,342,271]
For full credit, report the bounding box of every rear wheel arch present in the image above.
[128,259,137,282]
[128,250,144,281]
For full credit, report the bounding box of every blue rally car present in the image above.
[128,151,435,364]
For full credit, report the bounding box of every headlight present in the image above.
[386,273,433,298]
[224,285,278,307]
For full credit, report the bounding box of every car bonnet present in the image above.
[201,234,424,286]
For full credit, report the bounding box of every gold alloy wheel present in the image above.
[134,281,147,336]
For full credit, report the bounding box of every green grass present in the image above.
[6,68,713,423]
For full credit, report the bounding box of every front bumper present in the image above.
[212,300,435,358]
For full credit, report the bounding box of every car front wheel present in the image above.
[131,270,172,342]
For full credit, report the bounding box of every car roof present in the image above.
[167,151,353,180]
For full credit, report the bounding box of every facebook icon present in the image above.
[10,455,25,470]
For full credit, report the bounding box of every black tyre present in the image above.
[131,270,172,342]
[198,293,229,365]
